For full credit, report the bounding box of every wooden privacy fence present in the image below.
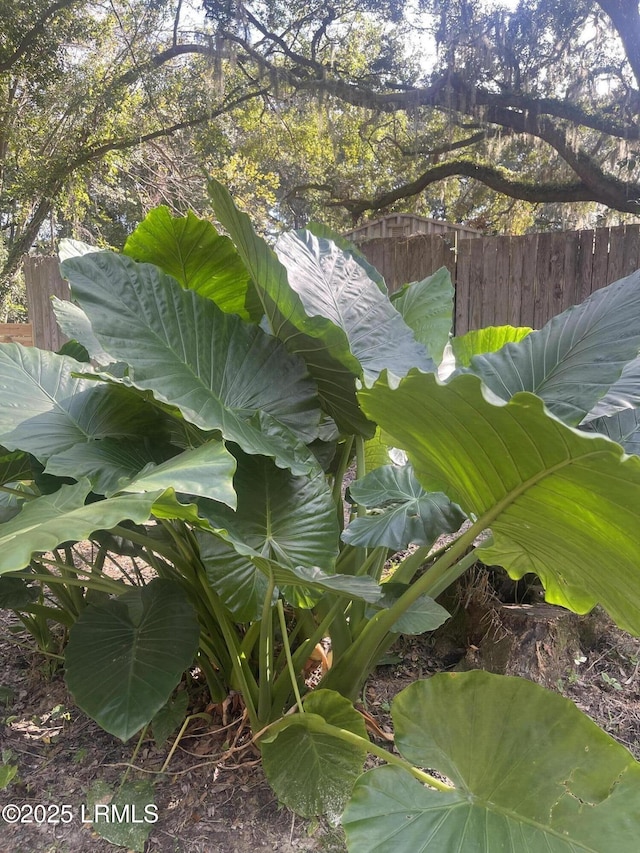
[359,223,640,334]
[13,223,640,350]
[22,254,70,351]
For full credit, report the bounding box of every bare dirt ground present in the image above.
[1,568,639,853]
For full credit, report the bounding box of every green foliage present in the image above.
[1,193,640,849]
[65,580,200,740]
[208,179,370,435]
[358,371,640,633]
[86,779,156,852]
[343,464,465,550]
[123,206,256,320]
[151,690,190,747]
[463,271,640,425]
[342,672,640,852]
[390,267,455,364]
[274,229,434,382]
[261,690,368,819]
[0,759,18,790]
[451,324,533,367]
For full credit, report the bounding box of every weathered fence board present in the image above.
[23,254,70,351]
[359,223,640,334]
[0,323,34,346]
[361,234,456,293]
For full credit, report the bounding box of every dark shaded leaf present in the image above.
[65,579,200,741]
[262,690,367,819]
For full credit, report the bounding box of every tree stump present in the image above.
[459,602,583,688]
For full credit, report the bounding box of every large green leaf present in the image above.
[466,270,640,425]
[123,206,255,319]
[52,297,113,366]
[451,324,533,367]
[0,345,157,461]
[60,251,321,472]
[45,439,237,505]
[305,222,387,293]
[343,672,640,852]
[0,480,160,574]
[390,267,454,364]
[343,464,466,550]
[208,180,371,435]
[359,370,640,634]
[276,230,433,382]
[583,408,640,456]
[197,451,339,620]
[65,579,200,740]
[261,689,368,820]
[582,355,640,422]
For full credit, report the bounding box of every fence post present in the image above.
[23,255,70,352]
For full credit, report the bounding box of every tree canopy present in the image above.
[204,0,640,225]
[3,0,640,315]
[0,0,270,308]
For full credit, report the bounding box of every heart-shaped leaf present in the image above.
[343,672,640,852]
[197,452,338,620]
[261,689,367,820]
[61,251,321,471]
[65,579,200,740]
[343,464,465,550]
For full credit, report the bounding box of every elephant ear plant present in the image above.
[2,182,640,849]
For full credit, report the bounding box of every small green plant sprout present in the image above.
[601,672,624,691]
